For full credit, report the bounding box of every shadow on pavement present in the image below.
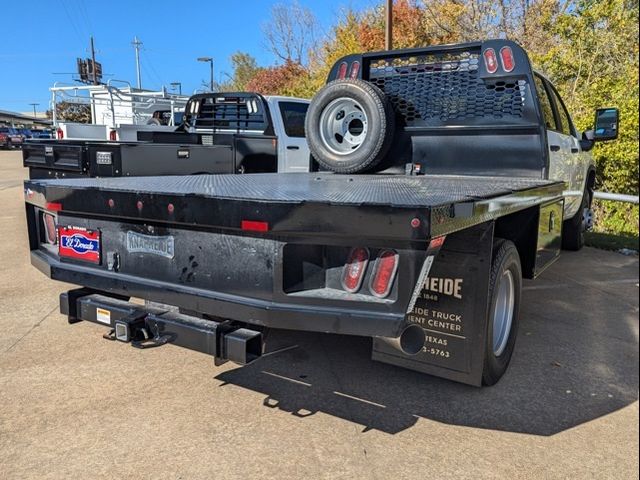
[217,272,639,436]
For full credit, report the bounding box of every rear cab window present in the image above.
[534,74,558,131]
[278,101,308,138]
[547,83,576,137]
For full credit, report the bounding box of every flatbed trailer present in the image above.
[25,172,564,386]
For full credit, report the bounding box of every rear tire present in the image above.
[482,239,522,386]
[562,187,590,251]
[305,79,395,174]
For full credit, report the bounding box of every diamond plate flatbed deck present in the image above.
[27,172,560,209]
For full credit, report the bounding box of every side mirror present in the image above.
[593,107,619,141]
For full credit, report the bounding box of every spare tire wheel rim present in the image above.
[492,269,515,357]
[318,97,369,156]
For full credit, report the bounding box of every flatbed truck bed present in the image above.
[25,172,564,386]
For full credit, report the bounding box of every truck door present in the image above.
[275,100,311,172]
[534,74,585,219]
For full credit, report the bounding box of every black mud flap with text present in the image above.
[372,221,494,386]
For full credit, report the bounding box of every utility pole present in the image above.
[90,36,98,85]
[29,103,39,119]
[132,36,143,89]
[385,0,393,50]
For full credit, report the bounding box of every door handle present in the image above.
[571,147,579,153]
[550,145,561,152]
[286,145,299,150]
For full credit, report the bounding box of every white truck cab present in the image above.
[265,96,311,173]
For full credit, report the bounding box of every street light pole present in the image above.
[197,57,214,92]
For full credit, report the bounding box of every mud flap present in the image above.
[372,221,494,386]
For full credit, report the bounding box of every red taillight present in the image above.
[341,247,369,293]
[349,61,360,79]
[499,46,515,72]
[45,202,62,212]
[369,249,399,298]
[56,128,64,139]
[483,48,498,74]
[109,129,117,141]
[43,213,57,245]
[337,62,348,79]
[241,220,269,232]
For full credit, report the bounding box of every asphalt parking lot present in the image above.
[0,150,638,479]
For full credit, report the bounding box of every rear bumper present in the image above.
[32,250,406,338]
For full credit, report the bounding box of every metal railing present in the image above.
[593,192,639,205]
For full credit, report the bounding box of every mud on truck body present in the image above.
[24,40,618,386]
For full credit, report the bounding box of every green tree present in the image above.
[220,52,263,92]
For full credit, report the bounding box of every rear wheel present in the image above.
[562,186,591,251]
[482,239,522,386]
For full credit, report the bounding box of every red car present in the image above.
[0,127,25,149]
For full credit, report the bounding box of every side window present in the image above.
[278,101,308,138]
[548,86,575,137]
[534,75,558,131]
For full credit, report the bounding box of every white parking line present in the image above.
[524,278,639,291]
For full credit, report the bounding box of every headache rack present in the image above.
[330,40,538,129]
[185,93,271,133]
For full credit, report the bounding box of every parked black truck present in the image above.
[22,93,311,178]
[24,40,618,386]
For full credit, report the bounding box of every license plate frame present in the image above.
[58,226,101,264]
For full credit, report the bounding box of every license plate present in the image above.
[58,226,101,263]
[126,231,175,259]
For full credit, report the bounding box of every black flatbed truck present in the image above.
[23,40,617,386]
[22,93,312,179]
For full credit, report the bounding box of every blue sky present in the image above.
[0,0,376,113]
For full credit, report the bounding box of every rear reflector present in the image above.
[337,62,348,79]
[369,249,399,298]
[241,220,269,232]
[43,213,57,245]
[499,46,515,72]
[341,247,369,293]
[349,61,360,79]
[483,48,498,74]
[45,202,62,212]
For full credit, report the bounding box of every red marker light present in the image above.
[136,201,143,211]
[167,203,175,214]
[337,62,348,79]
[483,48,498,74]
[108,198,115,208]
[410,217,421,229]
[499,46,515,72]
[349,61,360,79]
[241,220,269,232]
[429,236,447,250]
[369,250,399,298]
[45,202,62,212]
[341,247,369,293]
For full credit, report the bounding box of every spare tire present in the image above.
[305,79,395,174]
